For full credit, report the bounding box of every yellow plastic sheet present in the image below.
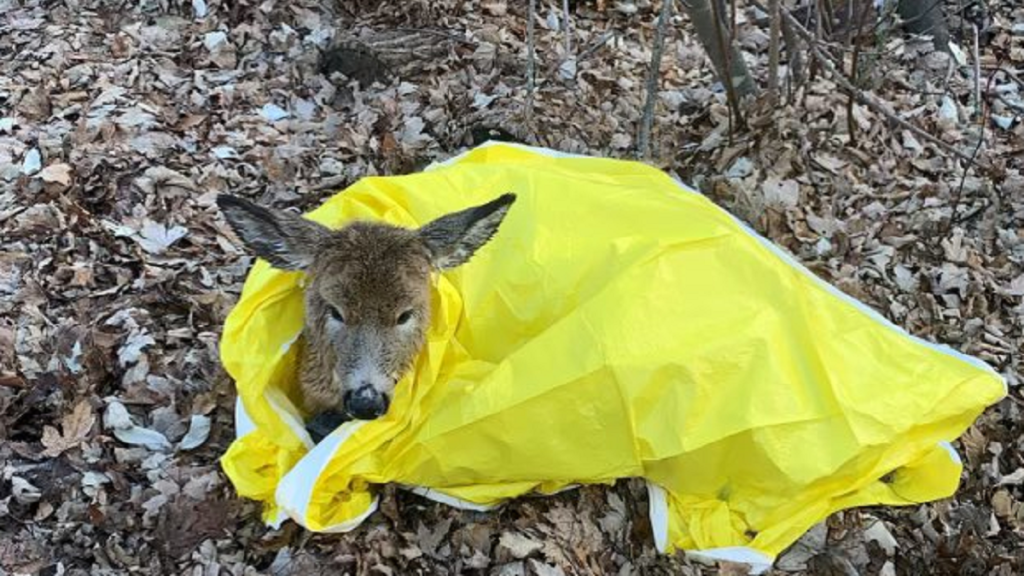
[219,142,1005,571]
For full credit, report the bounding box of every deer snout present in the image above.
[344,385,390,420]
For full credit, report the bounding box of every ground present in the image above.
[1,0,1023,575]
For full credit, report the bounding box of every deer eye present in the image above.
[328,307,345,324]
[396,309,414,326]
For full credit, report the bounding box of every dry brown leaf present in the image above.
[37,162,73,185]
[41,399,96,458]
[498,531,543,559]
[1,0,1022,573]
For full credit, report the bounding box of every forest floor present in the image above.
[2,0,1024,574]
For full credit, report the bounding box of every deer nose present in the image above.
[344,385,389,420]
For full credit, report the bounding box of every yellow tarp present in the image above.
[219,142,1005,571]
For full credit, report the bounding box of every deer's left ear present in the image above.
[418,193,516,270]
[217,194,329,271]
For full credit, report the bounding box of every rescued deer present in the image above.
[217,192,516,440]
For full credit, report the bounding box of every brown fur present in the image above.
[297,223,431,414]
[217,193,515,422]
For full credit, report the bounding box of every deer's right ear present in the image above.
[216,195,328,271]
[418,193,517,270]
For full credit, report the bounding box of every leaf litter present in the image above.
[1,0,1023,574]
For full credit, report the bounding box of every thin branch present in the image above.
[980,65,1024,89]
[392,27,478,46]
[562,0,572,54]
[749,0,984,166]
[637,0,673,159]
[846,53,857,145]
[846,0,874,149]
[526,0,536,122]
[780,18,804,92]
[710,0,745,130]
[768,0,781,102]
[949,66,999,230]
[729,0,739,137]
[578,30,616,62]
[972,23,981,117]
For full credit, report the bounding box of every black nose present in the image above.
[343,386,389,420]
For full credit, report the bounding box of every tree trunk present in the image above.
[683,0,758,99]
[897,0,949,51]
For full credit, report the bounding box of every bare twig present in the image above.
[392,28,478,46]
[818,0,835,39]
[637,0,673,159]
[972,24,981,117]
[941,48,956,96]
[710,0,744,131]
[846,0,874,148]
[750,0,983,166]
[767,0,781,102]
[730,0,738,37]
[1007,391,1024,409]
[981,65,1024,90]
[562,0,572,54]
[578,30,616,62]
[949,66,999,230]
[526,0,536,122]
[780,19,804,92]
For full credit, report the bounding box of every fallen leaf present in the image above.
[813,154,847,174]
[493,562,526,576]
[498,531,543,559]
[727,157,755,179]
[203,31,227,51]
[81,471,111,497]
[178,414,211,450]
[938,95,958,123]
[11,476,41,504]
[762,177,800,209]
[36,163,73,185]
[776,522,827,571]
[182,471,220,500]
[598,491,627,538]
[863,519,898,556]
[103,401,173,451]
[269,548,291,576]
[992,490,1014,518]
[134,220,188,254]
[260,103,289,122]
[558,58,577,81]
[21,148,41,174]
[998,468,1024,486]
[528,559,565,576]
[40,399,96,458]
[118,330,155,366]
[415,517,453,558]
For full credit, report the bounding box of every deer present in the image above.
[216,192,516,442]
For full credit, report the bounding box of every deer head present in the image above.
[217,192,516,420]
